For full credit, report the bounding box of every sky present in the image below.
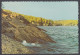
[2,1,78,20]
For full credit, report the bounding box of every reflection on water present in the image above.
[23,26,79,54]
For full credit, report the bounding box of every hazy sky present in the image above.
[2,1,78,20]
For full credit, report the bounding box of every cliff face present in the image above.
[2,9,56,44]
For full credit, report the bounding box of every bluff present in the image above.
[2,9,56,44]
[21,14,78,26]
[2,9,78,26]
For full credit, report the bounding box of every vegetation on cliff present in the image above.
[2,9,78,26]
[21,14,78,26]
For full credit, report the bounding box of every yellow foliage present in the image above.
[2,9,78,26]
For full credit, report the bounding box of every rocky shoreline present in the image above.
[1,9,56,54]
[2,34,35,54]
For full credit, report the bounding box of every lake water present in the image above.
[22,26,79,54]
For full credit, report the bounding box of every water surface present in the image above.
[23,26,79,54]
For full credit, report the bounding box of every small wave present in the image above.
[22,40,41,47]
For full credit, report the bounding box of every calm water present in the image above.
[22,26,79,54]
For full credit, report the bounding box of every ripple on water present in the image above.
[22,26,78,54]
[38,26,78,54]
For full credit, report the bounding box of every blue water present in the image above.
[22,26,79,54]
[38,26,79,54]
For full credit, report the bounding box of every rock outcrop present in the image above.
[2,9,56,43]
[2,34,34,54]
[2,9,56,54]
